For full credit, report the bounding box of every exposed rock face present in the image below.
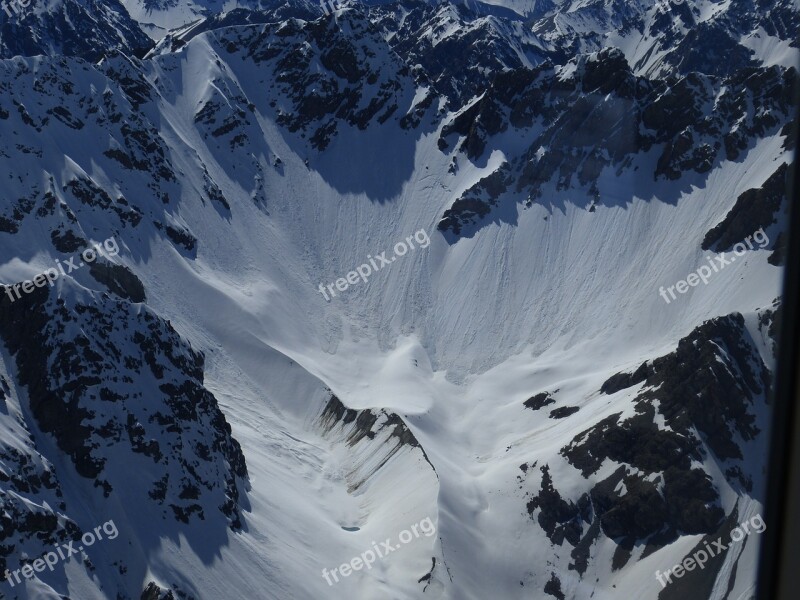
[318,395,435,493]
[438,163,512,237]
[88,261,147,303]
[140,580,177,600]
[196,12,417,152]
[527,464,590,547]
[608,315,764,455]
[0,0,153,61]
[0,375,82,578]
[0,284,248,533]
[524,391,556,411]
[526,312,771,577]
[437,51,796,237]
[702,161,791,263]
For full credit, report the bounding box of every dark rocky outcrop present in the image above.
[0,284,248,530]
[0,0,153,62]
[0,372,82,577]
[549,406,580,419]
[141,581,176,600]
[544,571,565,600]
[600,361,652,395]
[436,51,796,237]
[527,465,591,547]
[524,313,769,577]
[702,162,790,252]
[88,261,147,303]
[438,164,512,236]
[318,395,435,492]
[524,391,556,410]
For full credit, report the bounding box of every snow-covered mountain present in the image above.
[0,0,796,598]
[0,0,153,60]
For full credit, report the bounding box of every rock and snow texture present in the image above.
[0,0,796,598]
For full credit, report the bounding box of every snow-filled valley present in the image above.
[0,1,797,599]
